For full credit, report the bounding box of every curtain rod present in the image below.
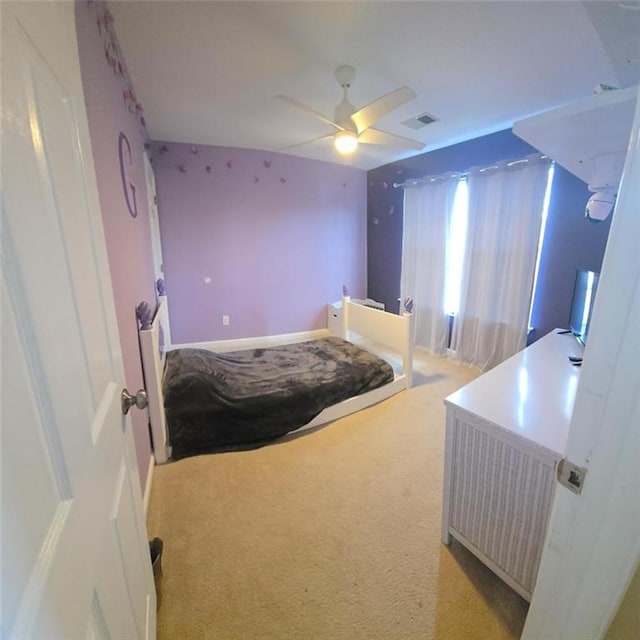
[393,154,550,189]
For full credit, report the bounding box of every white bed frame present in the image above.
[139,295,413,464]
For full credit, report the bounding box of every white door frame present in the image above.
[144,152,171,345]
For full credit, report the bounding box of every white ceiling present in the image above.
[110,1,640,171]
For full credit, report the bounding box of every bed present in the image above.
[139,295,413,463]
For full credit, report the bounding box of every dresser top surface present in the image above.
[445,330,583,454]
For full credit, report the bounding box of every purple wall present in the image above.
[151,143,367,343]
[367,129,611,339]
[76,2,156,490]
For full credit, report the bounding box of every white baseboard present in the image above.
[171,328,329,353]
[143,454,154,516]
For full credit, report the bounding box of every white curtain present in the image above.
[451,155,552,370]
[400,177,458,354]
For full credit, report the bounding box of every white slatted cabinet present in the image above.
[441,330,581,601]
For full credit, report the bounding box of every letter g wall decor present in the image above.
[118,132,137,218]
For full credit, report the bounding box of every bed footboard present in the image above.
[341,296,413,388]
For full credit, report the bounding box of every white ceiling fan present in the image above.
[277,65,425,155]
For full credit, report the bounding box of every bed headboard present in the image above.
[139,297,171,463]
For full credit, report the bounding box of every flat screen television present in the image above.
[569,269,600,345]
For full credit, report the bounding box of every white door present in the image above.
[522,89,640,638]
[1,3,156,639]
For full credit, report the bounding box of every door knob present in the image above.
[121,388,148,415]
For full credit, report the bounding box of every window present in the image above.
[444,179,469,316]
[443,163,554,332]
[401,154,554,361]
[527,163,555,329]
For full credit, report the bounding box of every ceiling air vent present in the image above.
[402,112,439,130]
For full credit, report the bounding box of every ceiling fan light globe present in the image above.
[334,131,358,154]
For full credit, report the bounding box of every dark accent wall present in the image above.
[530,167,611,340]
[367,129,611,340]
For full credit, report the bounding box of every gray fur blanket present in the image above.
[163,337,394,459]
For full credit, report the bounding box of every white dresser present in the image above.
[441,330,582,601]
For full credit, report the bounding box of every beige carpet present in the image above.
[147,351,529,639]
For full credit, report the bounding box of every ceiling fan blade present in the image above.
[276,133,335,152]
[350,87,417,133]
[276,95,344,132]
[358,128,425,151]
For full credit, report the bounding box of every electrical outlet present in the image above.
[222,315,230,326]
